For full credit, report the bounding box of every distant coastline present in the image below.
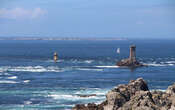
[0,37,127,41]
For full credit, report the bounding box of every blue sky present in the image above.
[0,0,175,38]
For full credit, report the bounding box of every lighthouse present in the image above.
[54,52,58,62]
[116,45,143,67]
[129,45,136,63]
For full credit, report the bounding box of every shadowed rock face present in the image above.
[72,78,175,110]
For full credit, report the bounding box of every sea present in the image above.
[0,39,174,110]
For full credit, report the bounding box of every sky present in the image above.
[0,0,175,38]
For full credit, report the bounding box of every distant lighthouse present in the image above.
[53,52,58,62]
[129,45,136,63]
[116,45,143,67]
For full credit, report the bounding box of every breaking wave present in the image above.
[23,80,30,83]
[95,66,119,68]
[0,80,18,84]
[7,76,17,79]
[47,88,108,102]
[84,60,94,64]
[165,61,175,64]
[74,88,108,96]
[46,59,94,64]
[48,94,102,100]
[143,60,175,67]
[24,101,32,105]
[0,66,63,72]
[145,63,167,67]
[76,68,103,71]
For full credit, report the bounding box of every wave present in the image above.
[145,63,167,67]
[7,76,17,79]
[84,60,94,64]
[145,62,175,67]
[47,88,107,102]
[0,66,63,72]
[23,80,30,83]
[165,61,175,64]
[48,94,104,101]
[95,66,119,68]
[46,59,94,64]
[0,80,18,84]
[70,59,95,64]
[24,101,32,105]
[75,89,108,96]
[76,68,103,71]
[150,89,166,92]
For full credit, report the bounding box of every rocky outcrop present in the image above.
[116,59,144,67]
[72,78,175,110]
[116,45,144,68]
[77,94,97,98]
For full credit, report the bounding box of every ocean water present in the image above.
[0,39,175,110]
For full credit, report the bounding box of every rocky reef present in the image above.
[72,78,175,110]
[116,58,144,67]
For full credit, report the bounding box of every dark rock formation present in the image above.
[78,94,97,98]
[116,59,144,67]
[72,78,175,110]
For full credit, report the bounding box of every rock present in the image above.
[78,94,97,98]
[72,103,98,110]
[113,78,148,97]
[86,103,98,110]
[104,91,127,109]
[151,91,172,110]
[118,91,158,110]
[72,78,175,110]
[116,58,143,67]
[166,83,175,95]
[103,78,149,110]
[72,104,88,110]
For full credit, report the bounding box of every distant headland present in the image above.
[0,37,127,41]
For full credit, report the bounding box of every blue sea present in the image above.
[0,39,175,110]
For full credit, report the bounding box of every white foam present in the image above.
[0,66,62,72]
[84,60,94,64]
[150,89,166,92]
[24,101,32,105]
[48,94,102,100]
[95,66,119,68]
[146,63,166,67]
[75,90,108,96]
[0,80,18,84]
[7,76,17,79]
[168,64,174,66]
[166,61,175,64]
[77,68,103,71]
[23,80,30,83]
[145,63,174,67]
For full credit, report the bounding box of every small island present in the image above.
[116,45,143,67]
